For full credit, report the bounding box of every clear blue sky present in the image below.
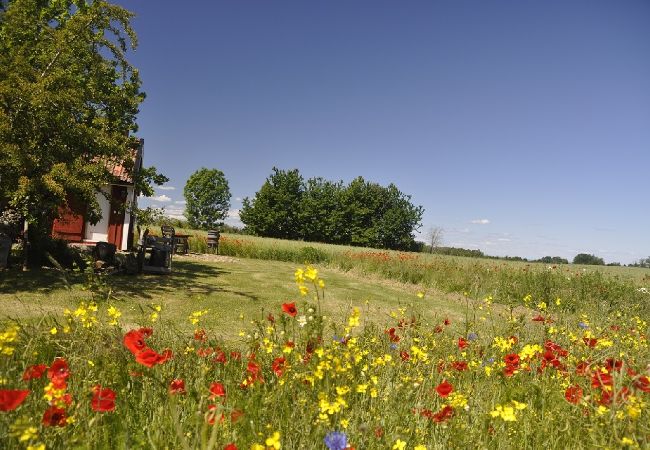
[120,0,650,264]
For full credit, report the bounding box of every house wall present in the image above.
[121,186,136,251]
[84,187,111,243]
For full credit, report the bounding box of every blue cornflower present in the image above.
[578,322,589,329]
[324,431,348,450]
[390,343,398,350]
[468,332,478,341]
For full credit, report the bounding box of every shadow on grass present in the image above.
[0,260,260,303]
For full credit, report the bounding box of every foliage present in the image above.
[240,168,424,250]
[239,168,304,239]
[183,168,231,230]
[0,0,166,247]
[536,256,569,265]
[573,253,605,266]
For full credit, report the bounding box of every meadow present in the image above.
[1,235,649,449]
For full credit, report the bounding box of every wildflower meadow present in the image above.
[1,260,649,449]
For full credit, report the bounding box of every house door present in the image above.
[51,196,85,242]
[107,186,128,249]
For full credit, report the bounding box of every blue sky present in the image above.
[119,0,650,264]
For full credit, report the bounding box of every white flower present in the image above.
[297,315,307,328]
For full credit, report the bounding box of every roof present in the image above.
[102,139,144,185]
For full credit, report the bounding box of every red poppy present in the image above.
[432,405,454,423]
[281,302,298,317]
[443,318,451,326]
[451,361,468,371]
[22,364,48,381]
[433,325,443,333]
[224,444,238,450]
[0,389,30,411]
[47,358,70,383]
[197,347,214,357]
[91,385,116,412]
[272,357,286,377]
[564,385,583,404]
[247,361,261,375]
[374,427,384,438]
[605,358,623,373]
[532,315,545,322]
[209,382,226,399]
[634,376,650,393]
[42,406,68,427]
[435,380,453,398]
[504,353,520,367]
[575,361,590,376]
[135,348,165,368]
[583,337,598,348]
[400,351,410,361]
[503,365,517,378]
[194,329,207,341]
[267,313,275,323]
[230,351,242,360]
[591,372,613,389]
[458,337,468,349]
[169,379,186,395]
[123,330,147,355]
[213,349,227,364]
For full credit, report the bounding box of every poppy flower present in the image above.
[634,376,650,393]
[47,358,70,383]
[451,361,468,371]
[209,382,226,399]
[169,379,186,395]
[432,405,454,423]
[504,353,520,367]
[583,337,598,348]
[0,389,30,411]
[564,385,583,404]
[123,330,147,355]
[458,337,468,349]
[194,329,207,341]
[591,372,613,389]
[42,406,68,427]
[400,351,410,361]
[91,385,116,412]
[281,302,298,317]
[247,361,261,375]
[213,350,227,364]
[435,380,453,398]
[532,315,545,322]
[443,318,451,326]
[135,348,165,368]
[230,351,242,360]
[224,444,238,450]
[272,357,286,377]
[22,364,48,381]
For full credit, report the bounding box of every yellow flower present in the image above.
[49,327,58,335]
[26,444,45,450]
[392,440,406,450]
[250,444,265,450]
[620,437,635,446]
[414,446,428,450]
[265,431,281,449]
[298,285,309,296]
[304,266,318,281]
[416,291,425,298]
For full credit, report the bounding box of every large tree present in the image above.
[239,167,304,239]
[183,168,231,230]
[0,0,165,245]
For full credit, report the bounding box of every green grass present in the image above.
[0,256,472,342]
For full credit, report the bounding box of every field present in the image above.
[1,236,649,449]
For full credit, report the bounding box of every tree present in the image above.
[572,253,605,265]
[183,168,231,230]
[239,168,304,239]
[0,0,166,248]
[426,226,444,253]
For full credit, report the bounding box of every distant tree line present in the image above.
[239,168,424,251]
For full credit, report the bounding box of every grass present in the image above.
[0,256,471,342]
[1,236,649,449]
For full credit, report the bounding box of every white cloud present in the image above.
[227,209,240,219]
[158,186,176,191]
[151,195,172,202]
[471,219,490,225]
[235,197,242,202]
[163,207,186,220]
[174,200,186,205]
[497,238,511,242]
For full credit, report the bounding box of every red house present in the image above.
[51,139,144,251]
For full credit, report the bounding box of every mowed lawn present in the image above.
[0,255,471,341]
